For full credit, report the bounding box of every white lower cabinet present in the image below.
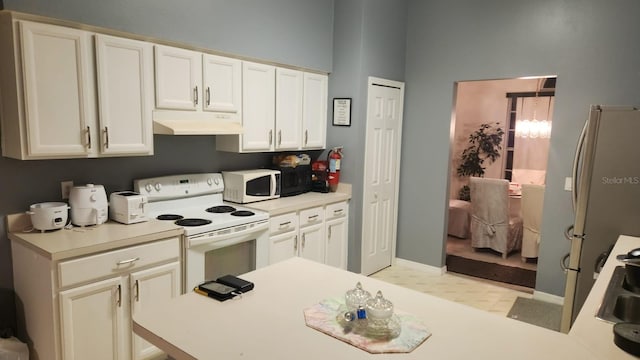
[268,201,348,269]
[11,236,181,360]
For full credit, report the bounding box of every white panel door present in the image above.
[275,67,302,150]
[95,34,153,155]
[299,223,325,264]
[325,217,348,269]
[202,54,242,113]
[269,232,298,265]
[242,61,275,151]
[19,21,94,157]
[130,261,181,360]
[154,45,201,110]
[302,72,327,149]
[59,277,126,360]
[361,78,404,275]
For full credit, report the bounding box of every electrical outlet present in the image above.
[61,181,74,199]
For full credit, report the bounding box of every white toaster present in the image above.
[109,191,148,224]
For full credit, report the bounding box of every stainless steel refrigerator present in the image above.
[560,105,640,332]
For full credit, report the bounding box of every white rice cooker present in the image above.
[69,184,108,226]
[26,202,69,232]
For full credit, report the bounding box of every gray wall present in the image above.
[400,0,640,296]
[328,0,407,272]
[3,0,334,72]
[0,0,334,290]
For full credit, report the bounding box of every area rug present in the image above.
[446,254,536,288]
[507,297,561,331]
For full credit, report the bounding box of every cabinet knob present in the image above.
[194,86,199,105]
[104,126,110,149]
[206,86,211,106]
[269,130,273,145]
[86,126,92,149]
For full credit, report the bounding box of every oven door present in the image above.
[183,221,269,292]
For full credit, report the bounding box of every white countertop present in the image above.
[568,234,640,359]
[245,183,351,216]
[7,213,183,260]
[133,257,598,360]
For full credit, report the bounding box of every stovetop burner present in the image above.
[230,210,255,217]
[206,205,236,213]
[157,214,184,221]
[175,218,213,227]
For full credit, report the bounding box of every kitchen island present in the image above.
[133,256,602,359]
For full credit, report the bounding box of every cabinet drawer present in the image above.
[325,202,348,220]
[58,237,180,288]
[269,212,299,236]
[299,206,324,227]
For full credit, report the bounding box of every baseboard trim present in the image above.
[394,257,446,275]
[532,290,564,305]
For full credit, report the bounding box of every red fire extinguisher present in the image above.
[327,146,343,192]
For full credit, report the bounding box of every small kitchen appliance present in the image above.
[221,169,280,204]
[69,184,108,226]
[109,191,148,224]
[27,202,69,232]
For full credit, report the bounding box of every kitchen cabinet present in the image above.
[301,72,328,149]
[0,18,154,159]
[11,235,181,360]
[154,45,241,118]
[275,67,303,150]
[268,202,347,268]
[324,201,349,269]
[216,65,328,153]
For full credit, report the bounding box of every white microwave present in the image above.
[222,169,281,203]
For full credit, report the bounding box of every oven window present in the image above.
[246,176,271,196]
[204,240,256,281]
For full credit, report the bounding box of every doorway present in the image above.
[445,77,555,289]
[360,77,405,276]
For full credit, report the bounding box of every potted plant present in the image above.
[456,122,505,201]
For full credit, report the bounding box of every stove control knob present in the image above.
[207,178,213,186]
[145,183,153,193]
[214,177,220,185]
[154,183,162,192]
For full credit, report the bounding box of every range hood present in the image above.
[152,110,243,135]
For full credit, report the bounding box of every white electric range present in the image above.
[134,173,270,291]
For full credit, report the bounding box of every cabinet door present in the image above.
[155,45,201,110]
[242,61,275,151]
[302,73,327,149]
[95,35,153,155]
[275,68,302,150]
[269,231,298,265]
[59,277,126,360]
[202,54,241,113]
[299,223,325,264]
[325,217,348,269]
[130,261,181,360]
[19,21,94,157]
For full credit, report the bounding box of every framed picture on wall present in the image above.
[332,98,352,126]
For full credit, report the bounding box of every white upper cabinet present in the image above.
[95,34,154,155]
[302,72,328,149]
[217,67,328,153]
[18,20,95,158]
[154,45,202,111]
[203,54,242,113]
[154,45,242,119]
[275,68,303,150]
[0,19,154,159]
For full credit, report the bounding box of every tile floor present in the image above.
[370,263,533,317]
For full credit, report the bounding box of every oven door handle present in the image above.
[188,220,269,248]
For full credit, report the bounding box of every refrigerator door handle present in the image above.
[571,118,589,212]
[564,225,574,241]
[561,253,571,272]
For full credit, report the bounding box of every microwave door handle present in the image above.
[271,175,277,196]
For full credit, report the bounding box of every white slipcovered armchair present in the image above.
[521,184,545,261]
[469,177,523,258]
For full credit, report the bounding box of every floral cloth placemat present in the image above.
[303,298,431,354]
